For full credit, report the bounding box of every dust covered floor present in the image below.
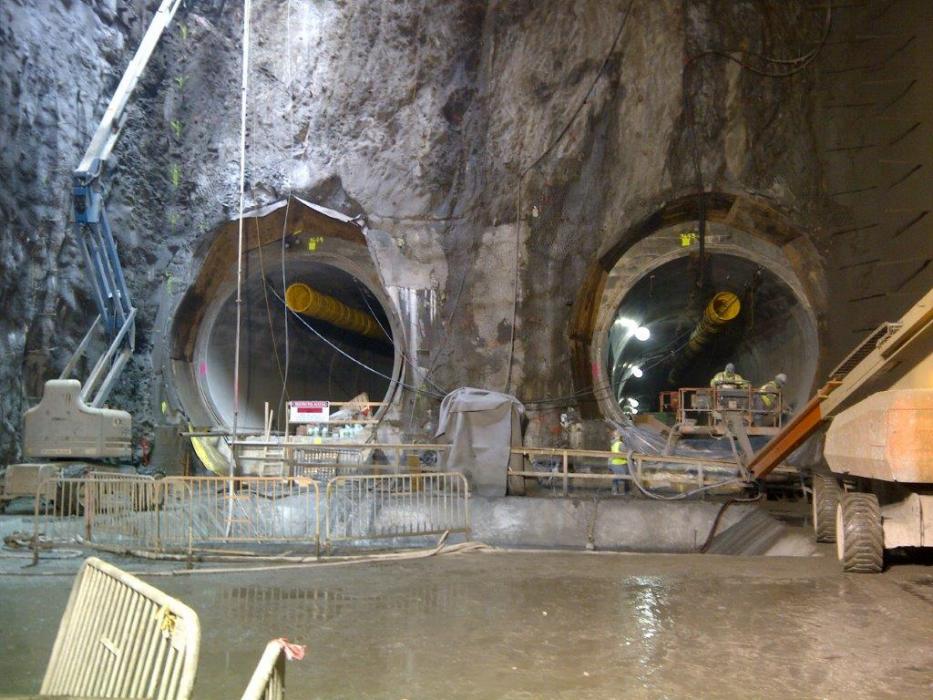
[1,549,931,698]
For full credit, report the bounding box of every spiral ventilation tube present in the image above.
[284,282,384,340]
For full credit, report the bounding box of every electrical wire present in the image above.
[625,450,746,501]
[268,286,445,399]
[231,0,252,450]
[254,218,290,406]
[517,1,636,180]
[276,197,292,429]
[678,5,833,302]
[615,326,693,373]
[505,0,636,394]
[699,489,764,553]
[686,6,832,79]
[353,280,450,397]
[421,224,480,388]
[277,0,294,431]
[520,381,616,407]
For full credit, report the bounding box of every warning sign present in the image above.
[288,400,331,424]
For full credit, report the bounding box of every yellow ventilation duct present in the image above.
[686,291,741,355]
[668,291,741,384]
[284,282,384,340]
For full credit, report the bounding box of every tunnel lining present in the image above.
[168,198,405,431]
[568,194,828,420]
[171,197,369,364]
[194,251,399,430]
[591,221,820,425]
[605,251,816,413]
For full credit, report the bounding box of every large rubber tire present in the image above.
[835,493,884,573]
[812,473,841,543]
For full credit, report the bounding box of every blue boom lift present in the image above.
[1,0,183,503]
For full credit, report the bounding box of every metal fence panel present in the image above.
[33,477,88,546]
[325,472,470,543]
[240,640,287,700]
[88,476,161,547]
[40,556,200,700]
[157,477,320,550]
[33,472,472,554]
[33,476,161,549]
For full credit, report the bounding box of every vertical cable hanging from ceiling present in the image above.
[277,0,294,431]
[232,0,252,463]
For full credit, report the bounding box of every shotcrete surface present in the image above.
[3,1,931,466]
[1,550,931,698]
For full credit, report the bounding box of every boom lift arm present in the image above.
[748,287,933,478]
[68,0,183,406]
[21,0,183,460]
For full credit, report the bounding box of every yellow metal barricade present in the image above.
[325,472,470,544]
[88,475,160,547]
[33,476,320,555]
[157,476,320,551]
[241,640,288,700]
[33,477,89,546]
[33,476,161,551]
[40,556,200,699]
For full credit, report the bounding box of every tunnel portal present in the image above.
[587,211,823,425]
[607,253,816,414]
[168,198,402,433]
[200,260,394,431]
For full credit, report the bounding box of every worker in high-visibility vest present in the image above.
[608,429,628,495]
[709,362,748,388]
[755,373,787,425]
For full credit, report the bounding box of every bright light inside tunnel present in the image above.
[606,253,818,414]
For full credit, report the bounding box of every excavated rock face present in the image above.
[1,0,930,462]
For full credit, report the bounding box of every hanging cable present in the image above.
[686,7,832,78]
[231,0,252,456]
[520,378,618,407]
[517,1,636,181]
[268,286,445,399]
[504,1,636,394]
[277,0,295,431]
[254,218,289,406]
[353,279,450,397]
[625,451,746,501]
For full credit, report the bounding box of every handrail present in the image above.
[510,445,738,468]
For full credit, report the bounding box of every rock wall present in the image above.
[0,0,929,463]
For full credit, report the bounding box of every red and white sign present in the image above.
[288,400,331,424]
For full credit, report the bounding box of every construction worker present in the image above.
[560,410,584,451]
[710,362,748,388]
[755,373,787,425]
[608,429,628,495]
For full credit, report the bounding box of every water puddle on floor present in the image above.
[1,552,931,698]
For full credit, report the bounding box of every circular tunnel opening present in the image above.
[199,260,396,431]
[606,253,817,415]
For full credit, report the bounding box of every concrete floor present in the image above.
[0,547,931,699]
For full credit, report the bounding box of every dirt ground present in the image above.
[0,543,931,699]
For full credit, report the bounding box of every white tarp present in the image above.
[435,387,525,497]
